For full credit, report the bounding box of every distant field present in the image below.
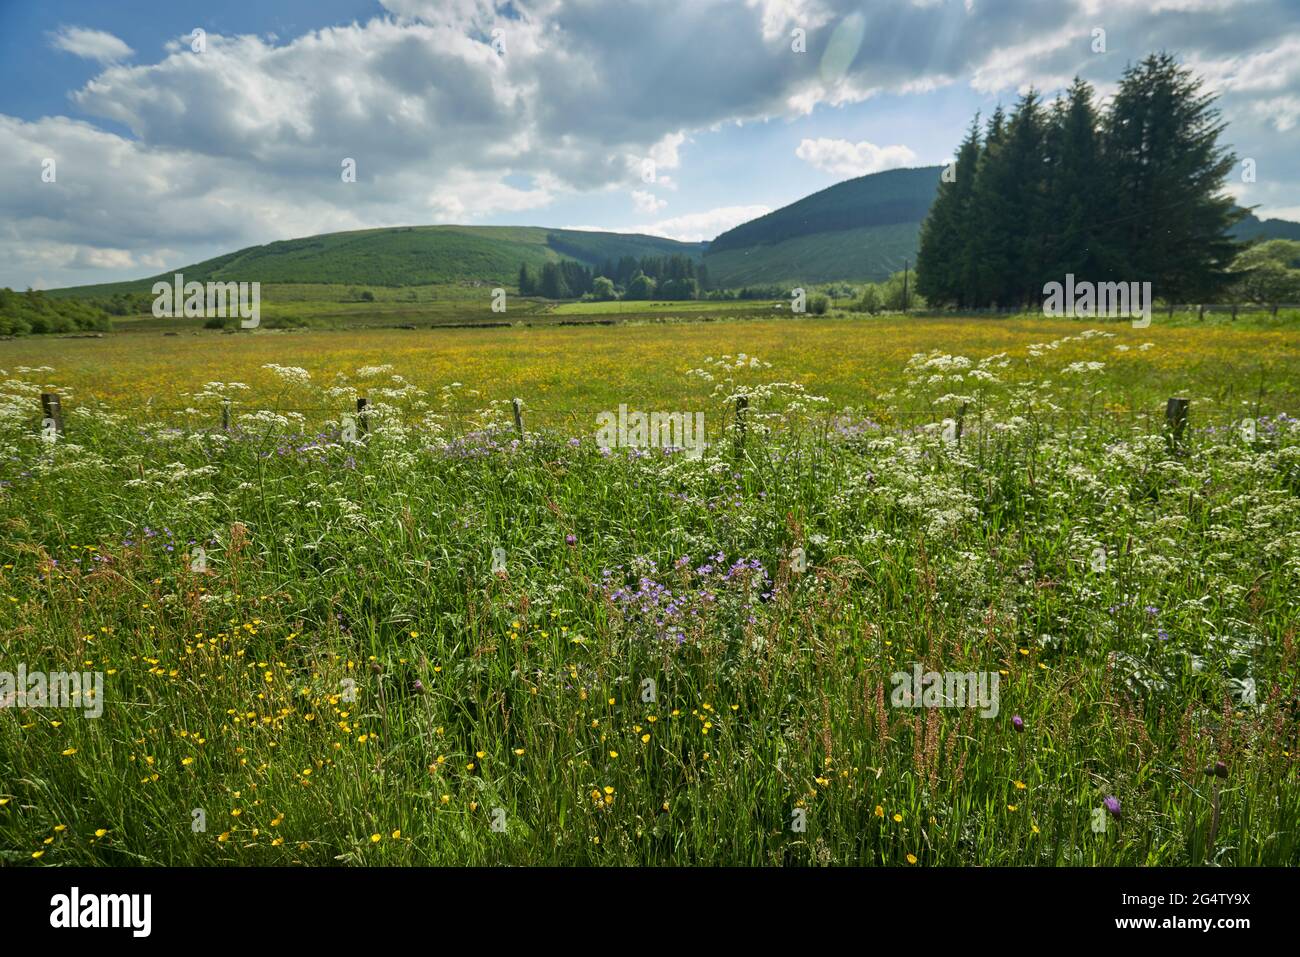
[549,299,781,315]
[7,314,1300,431]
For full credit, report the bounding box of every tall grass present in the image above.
[1,343,1297,866]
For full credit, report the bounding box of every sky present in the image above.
[1,0,1297,290]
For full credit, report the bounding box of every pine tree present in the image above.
[967,104,1018,307]
[1102,52,1244,299]
[517,264,533,296]
[539,262,570,299]
[1043,79,1110,284]
[916,116,980,307]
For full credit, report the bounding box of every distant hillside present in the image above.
[48,226,706,298]
[703,165,1300,287]
[704,222,920,287]
[704,166,941,284]
[41,186,1300,300]
[1233,213,1300,243]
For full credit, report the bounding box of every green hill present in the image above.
[704,166,941,285]
[1233,213,1300,243]
[48,226,705,298]
[703,222,920,286]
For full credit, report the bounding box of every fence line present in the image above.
[34,392,1256,451]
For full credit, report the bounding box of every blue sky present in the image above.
[1,0,1297,289]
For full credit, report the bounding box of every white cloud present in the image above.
[2,0,1299,288]
[48,26,133,64]
[631,190,667,214]
[795,137,917,177]
[638,205,773,243]
[71,247,135,269]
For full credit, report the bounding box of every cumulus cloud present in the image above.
[795,137,918,176]
[1,0,1298,288]
[48,26,133,64]
[637,205,774,243]
[631,190,667,214]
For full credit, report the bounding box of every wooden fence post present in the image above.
[356,397,370,437]
[1197,304,1204,321]
[734,395,748,456]
[221,399,231,431]
[1231,304,1238,321]
[512,398,524,436]
[40,393,64,436]
[956,402,968,449]
[1165,397,1190,454]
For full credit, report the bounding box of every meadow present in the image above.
[1,312,1298,865]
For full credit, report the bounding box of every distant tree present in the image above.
[880,270,920,310]
[660,277,699,300]
[359,289,375,302]
[1230,239,1300,308]
[859,284,883,314]
[592,276,618,300]
[518,264,534,296]
[615,256,639,286]
[626,272,656,300]
[539,262,570,299]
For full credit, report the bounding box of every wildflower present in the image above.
[370,833,381,843]
[874,806,884,818]
[1012,715,1024,732]
[1103,795,1122,819]
[906,853,917,864]
[892,813,902,823]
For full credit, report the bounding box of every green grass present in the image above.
[1,327,1298,866]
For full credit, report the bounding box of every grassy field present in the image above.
[2,313,1298,865]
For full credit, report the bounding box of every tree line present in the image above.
[917,53,1244,309]
[517,253,710,301]
[0,288,118,336]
